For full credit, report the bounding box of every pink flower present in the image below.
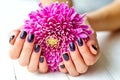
[23,2,92,72]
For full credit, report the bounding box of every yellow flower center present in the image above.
[46,36,58,47]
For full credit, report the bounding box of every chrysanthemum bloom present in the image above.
[23,2,92,72]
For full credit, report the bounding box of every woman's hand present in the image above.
[58,20,101,76]
[9,28,48,73]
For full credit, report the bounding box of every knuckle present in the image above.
[72,54,80,62]
[9,54,17,60]
[28,67,37,73]
[77,66,88,73]
[70,72,79,77]
[19,61,27,66]
[86,58,96,66]
[72,56,78,62]
[62,70,68,74]
[39,68,48,73]
[9,50,18,60]
[9,56,17,60]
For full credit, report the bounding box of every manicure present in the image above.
[34,44,40,53]
[9,35,15,43]
[60,64,65,69]
[77,38,83,46]
[92,45,97,51]
[20,31,27,39]
[28,34,34,43]
[40,57,44,63]
[69,42,75,51]
[63,53,69,61]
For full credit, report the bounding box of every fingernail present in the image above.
[9,35,15,43]
[63,53,69,61]
[28,34,34,43]
[39,57,44,63]
[77,38,83,46]
[92,45,97,51]
[20,31,27,39]
[34,44,40,53]
[60,64,65,69]
[69,42,75,51]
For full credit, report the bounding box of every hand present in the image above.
[58,20,101,76]
[9,28,48,73]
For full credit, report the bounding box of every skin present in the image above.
[9,0,120,77]
[9,29,49,73]
[87,0,120,31]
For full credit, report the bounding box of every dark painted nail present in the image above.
[60,64,65,69]
[77,38,83,46]
[39,57,44,63]
[20,31,27,39]
[63,53,69,61]
[9,35,15,43]
[34,44,40,53]
[92,45,97,51]
[69,42,75,51]
[28,34,34,43]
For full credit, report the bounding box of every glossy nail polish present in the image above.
[28,34,34,43]
[60,64,65,69]
[20,31,27,39]
[9,35,15,43]
[40,57,44,63]
[34,44,40,53]
[63,53,69,61]
[92,45,97,51]
[69,42,75,51]
[77,38,83,46]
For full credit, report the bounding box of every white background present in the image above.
[0,0,120,80]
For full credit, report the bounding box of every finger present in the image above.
[87,33,101,64]
[9,30,20,45]
[27,44,41,73]
[8,27,22,38]
[87,33,99,55]
[59,62,68,74]
[77,38,97,66]
[39,56,48,73]
[18,33,35,66]
[9,26,23,45]
[62,53,79,76]
[69,42,88,73]
[9,31,27,59]
[87,39,98,55]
